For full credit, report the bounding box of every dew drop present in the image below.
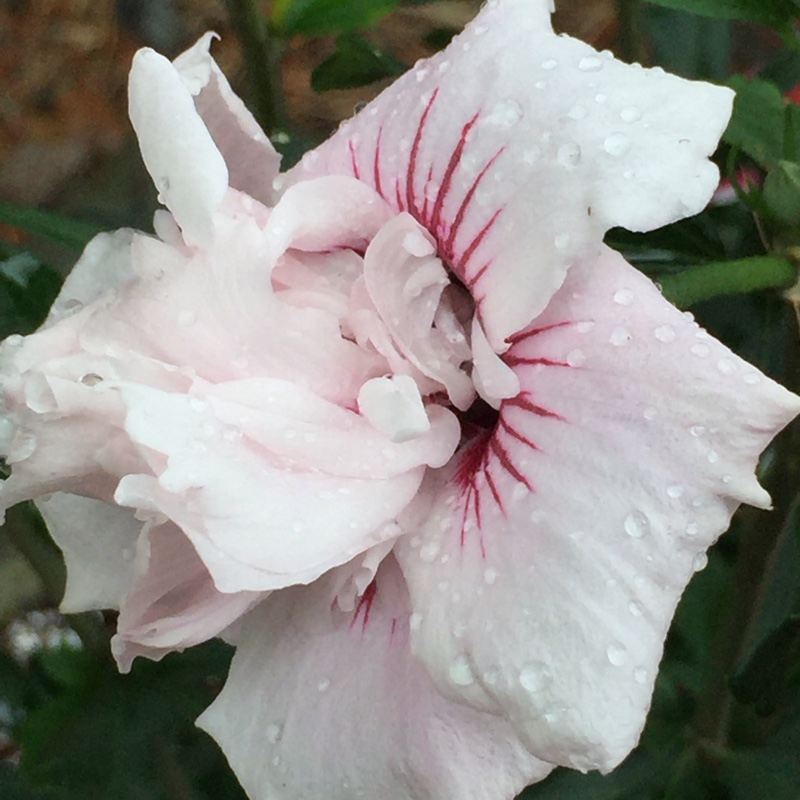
[607,641,628,666]
[438,60,451,74]
[628,600,643,617]
[449,654,475,686]
[654,325,676,343]
[541,58,558,70]
[609,327,631,346]
[633,666,648,684]
[595,92,608,103]
[266,723,283,744]
[483,666,500,685]
[80,373,103,387]
[419,541,440,562]
[717,358,735,375]
[576,321,595,333]
[666,484,684,499]
[484,567,498,585]
[519,660,551,692]
[685,522,699,536]
[473,23,488,35]
[692,552,709,572]
[604,133,631,157]
[579,56,603,71]
[415,67,429,82]
[557,141,582,168]
[743,372,761,385]
[554,233,571,250]
[691,344,710,358]
[613,288,634,306]
[566,348,586,367]
[624,510,649,539]
[535,79,547,89]
[643,407,657,421]
[620,106,642,123]
[409,612,423,631]
[487,99,523,127]
[707,450,719,464]
[690,425,706,437]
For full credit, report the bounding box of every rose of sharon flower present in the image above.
[1,0,799,797]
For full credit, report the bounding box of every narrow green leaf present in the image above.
[271,0,397,37]
[644,0,797,29]
[311,34,406,92]
[724,77,786,168]
[0,204,103,250]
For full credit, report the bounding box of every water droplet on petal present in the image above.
[613,288,634,306]
[541,58,558,70]
[717,358,735,375]
[576,321,595,333]
[419,541,440,562]
[666,484,684,499]
[633,666,648,684]
[438,60,451,74]
[707,450,720,464]
[686,522,699,536]
[566,348,586,367]
[554,233,571,250]
[607,641,628,666]
[449,654,475,686]
[557,142,582,168]
[483,666,500,685]
[519,660,551,692]
[692,552,709,572]
[595,92,608,103]
[691,344,710,358]
[579,56,603,71]
[643,407,657,421]
[487,99,523,127]
[484,567,498,585]
[80,373,103,387]
[654,325,676,343]
[628,600,643,617]
[610,327,631,346]
[743,372,761,385]
[604,133,631,157]
[409,612,423,631]
[624,510,650,538]
[317,678,330,692]
[620,106,642,122]
[690,425,706,438]
[266,723,283,744]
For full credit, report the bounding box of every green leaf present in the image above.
[724,77,786,168]
[311,34,406,92]
[763,160,800,226]
[0,253,62,338]
[0,204,103,250]
[644,0,797,29]
[271,0,398,37]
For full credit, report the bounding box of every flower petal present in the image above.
[198,556,553,800]
[128,48,228,246]
[36,493,141,613]
[395,246,800,771]
[112,520,265,671]
[173,33,281,207]
[285,0,733,347]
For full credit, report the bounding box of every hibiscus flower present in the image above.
[1,1,798,798]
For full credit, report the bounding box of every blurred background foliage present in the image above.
[1,0,800,798]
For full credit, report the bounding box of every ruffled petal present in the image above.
[285,0,733,348]
[395,246,800,771]
[198,556,553,800]
[173,32,281,207]
[36,493,141,613]
[112,520,265,671]
[128,48,228,246]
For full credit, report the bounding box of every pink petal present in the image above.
[112,520,265,672]
[36,493,141,613]
[395,246,800,771]
[173,33,281,208]
[198,556,553,800]
[128,48,228,246]
[285,0,733,348]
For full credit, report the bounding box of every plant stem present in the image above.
[224,0,287,136]
[658,256,797,308]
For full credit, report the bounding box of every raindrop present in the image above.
[473,23,488,35]
[685,522,699,536]
[409,612,423,631]
[557,141,582,168]
[438,60,451,74]
[576,321,595,333]
[692,552,709,572]
[484,567,498,585]
[620,106,642,123]
[743,372,761,385]
[613,288,634,306]
[449,654,475,686]
[633,666,648,684]
[604,133,631,157]
[595,92,608,103]
[707,451,719,464]
[643,407,657,421]
[554,233,571,250]
[266,723,283,744]
[654,325,676,343]
[317,678,330,693]
[419,541,440,562]
[607,641,628,666]
[691,344,710,358]
[690,425,706,437]
[415,67,429,82]
[483,666,500,685]
[519,660,551,692]
[717,358,735,375]
[578,56,603,71]
[535,80,547,89]
[628,600,643,617]
[541,58,558,70]
[487,99,523,127]
[566,348,586,367]
[609,327,631,346]
[624,510,649,539]
[666,484,683,499]
[80,373,103,387]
